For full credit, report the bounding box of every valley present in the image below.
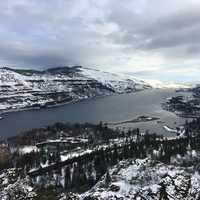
[0,88,189,138]
[0,0,199,199]
[0,71,200,199]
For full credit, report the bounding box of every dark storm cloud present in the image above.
[107,1,200,55]
[0,0,200,81]
[142,27,200,50]
[0,41,77,68]
[139,9,200,51]
[142,8,200,36]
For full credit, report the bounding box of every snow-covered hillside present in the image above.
[79,68,148,92]
[82,157,200,200]
[0,66,150,113]
[2,157,200,200]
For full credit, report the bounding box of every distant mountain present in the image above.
[0,66,150,113]
[143,79,192,89]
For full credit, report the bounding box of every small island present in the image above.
[109,115,160,125]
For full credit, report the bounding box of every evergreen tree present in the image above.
[64,166,71,189]
[105,170,111,186]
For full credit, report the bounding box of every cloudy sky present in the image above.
[0,0,200,82]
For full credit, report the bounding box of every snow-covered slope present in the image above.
[79,68,148,92]
[82,157,200,200]
[0,66,150,113]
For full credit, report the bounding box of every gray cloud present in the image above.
[0,0,200,81]
[107,1,200,53]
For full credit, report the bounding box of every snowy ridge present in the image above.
[79,67,148,92]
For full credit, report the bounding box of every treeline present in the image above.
[6,122,125,146]
[31,131,200,193]
[185,118,200,133]
[0,122,138,170]
[3,118,200,193]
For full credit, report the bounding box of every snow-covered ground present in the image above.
[163,125,186,137]
[18,146,38,155]
[0,168,36,199]
[81,157,200,200]
[30,137,129,174]
[2,156,200,200]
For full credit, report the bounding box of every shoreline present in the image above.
[0,88,182,139]
[0,94,111,116]
[0,89,145,117]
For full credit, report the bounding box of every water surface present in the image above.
[0,89,188,138]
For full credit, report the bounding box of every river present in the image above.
[0,89,189,138]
